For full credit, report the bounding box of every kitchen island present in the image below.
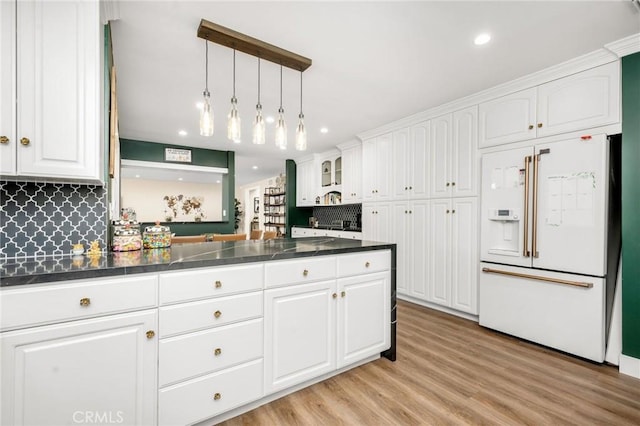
[0,238,395,426]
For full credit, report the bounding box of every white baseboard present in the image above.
[619,354,640,379]
[397,294,479,322]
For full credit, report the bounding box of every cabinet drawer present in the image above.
[264,255,336,288]
[159,318,263,386]
[159,291,262,337]
[337,250,391,277]
[0,275,157,331]
[158,359,263,426]
[159,263,263,305]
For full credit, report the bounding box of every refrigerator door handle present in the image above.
[531,154,540,258]
[523,156,532,257]
[481,268,594,289]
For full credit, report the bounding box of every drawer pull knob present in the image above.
[214,280,222,288]
[537,123,543,128]
[20,137,30,146]
[332,293,337,299]
[146,330,155,339]
[0,136,8,144]
[303,269,309,277]
[79,298,91,307]
[528,124,534,130]
[214,310,222,318]
[365,262,370,268]
[213,393,222,401]
[341,291,346,298]
[214,348,222,356]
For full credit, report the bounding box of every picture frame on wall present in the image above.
[254,197,260,213]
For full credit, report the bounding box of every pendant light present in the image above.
[295,71,307,151]
[274,65,287,150]
[252,58,266,144]
[227,49,241,143]
[199,41,214,137]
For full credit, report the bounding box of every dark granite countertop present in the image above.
[0,238,395,287]
[293,225,363,232]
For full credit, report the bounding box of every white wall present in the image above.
[236,176,281,235]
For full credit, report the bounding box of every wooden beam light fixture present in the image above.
[197,19,312,71]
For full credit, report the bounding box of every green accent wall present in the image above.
[285,159,312,236]
[120,139,235,235]
[622,52,640,359]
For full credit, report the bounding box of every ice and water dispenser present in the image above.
[486,208,521,256]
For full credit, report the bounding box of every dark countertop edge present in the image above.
[292,225,363,232]
[0,244,395,287]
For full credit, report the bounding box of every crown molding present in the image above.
[337,139,361,151]
[101,0,120,24]
[357,47,619,141]
[605,33,640,57]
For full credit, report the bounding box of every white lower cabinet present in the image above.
[264,279,337,393]
[157,264,265,426]
[427,197,478,314]
[0,309,158,426]
[392,200,429,298]
[362,202,391,242]
[337,272,390,369]
[264,254,391,395]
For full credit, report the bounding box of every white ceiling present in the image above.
[111,1,639,186]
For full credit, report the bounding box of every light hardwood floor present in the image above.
[221,300,640,425]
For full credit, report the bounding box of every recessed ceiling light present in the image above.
[265,116,275,124]
[178,130,187,136]
[474,33,491,46]
[216,180,221,184]
[135,174,140,178]
[178,177,183,181]
[320,127,329,134]
[252,165,258,170]
[196,102,204,110]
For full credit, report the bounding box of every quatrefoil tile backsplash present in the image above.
[1,181,108,259]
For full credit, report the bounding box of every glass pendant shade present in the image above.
[275,107,287,150]
[227,97,241,143]
[253,104,266,144]
[200,90,214,136]
[295,113,307,151]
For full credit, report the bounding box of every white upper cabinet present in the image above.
[429,114,452,198]
[340,143,362,204]
[536,61,620,138]
[296,157,317,206]
[392,122,430,200]
[430,109,476,199]
[452,106,478,197]
[0,1,15,175]
[479,62,620,148]
[2,0,102,182]
[479,88,537,148]
[362,133,392,202]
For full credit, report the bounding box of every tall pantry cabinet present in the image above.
[362,106,479,315]
[0,0,102,183]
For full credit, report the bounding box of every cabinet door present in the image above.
[362,204,376,241]
[296,160,310,206]
[392,202,409,294]
[337,272,390,369]
[450,198,478,314]
[0,0,15,175]
[264,280,336,394]
[537,62,620,138]
[409,200,429,299]
[361,138,376,202]
[16,0,100,181]
[375,133,393,200]
[479,88,537,148]
[429,113,452,198]
[409,120,430,199]
[342,145,362,204]
[452,106,478,197]
[375,202,392,244]
[1,310,157,426]
[428,199,451,306]
[392,128,410,199]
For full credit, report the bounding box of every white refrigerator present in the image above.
[479,133,620,362]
